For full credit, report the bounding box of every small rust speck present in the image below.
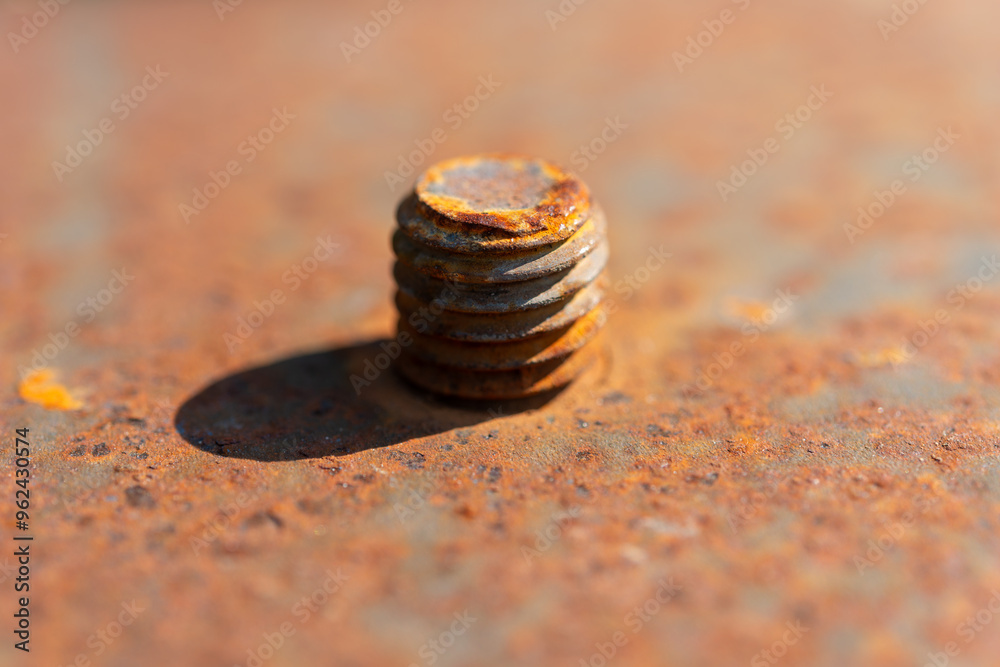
[124,485,156,509]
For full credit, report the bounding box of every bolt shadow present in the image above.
[174,339,559,461]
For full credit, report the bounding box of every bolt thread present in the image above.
[392,155,608,399]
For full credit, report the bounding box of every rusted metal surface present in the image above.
[1,0,1000,666]
[415,155,590,238]
[394,155,608,398]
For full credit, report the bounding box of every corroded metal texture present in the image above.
[2,1,1000,667]
[391,206,606,283]
[415,155,590,237]
[393,155,609,398]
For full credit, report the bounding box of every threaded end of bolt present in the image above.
[392,154,609,399]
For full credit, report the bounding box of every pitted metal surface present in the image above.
[415,155,590,237]
[2,1,1000,666]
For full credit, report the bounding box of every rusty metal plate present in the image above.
[2,0,1000,666]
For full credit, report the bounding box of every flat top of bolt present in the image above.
[415,155,590,238]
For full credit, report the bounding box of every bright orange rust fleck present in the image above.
[18,370,83,410]
[853,347,910,368]
[727,433,761,456]
[724,298,771,325]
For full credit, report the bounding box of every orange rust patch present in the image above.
[17,370,83,410]
[416,154,590,237]
[724,297,772,325]
[852,347,910,368]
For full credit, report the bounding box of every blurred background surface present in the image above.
[2,0,1000,665]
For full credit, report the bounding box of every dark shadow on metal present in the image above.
[174,339,561,461]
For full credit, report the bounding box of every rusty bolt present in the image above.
[392,154,609,399]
